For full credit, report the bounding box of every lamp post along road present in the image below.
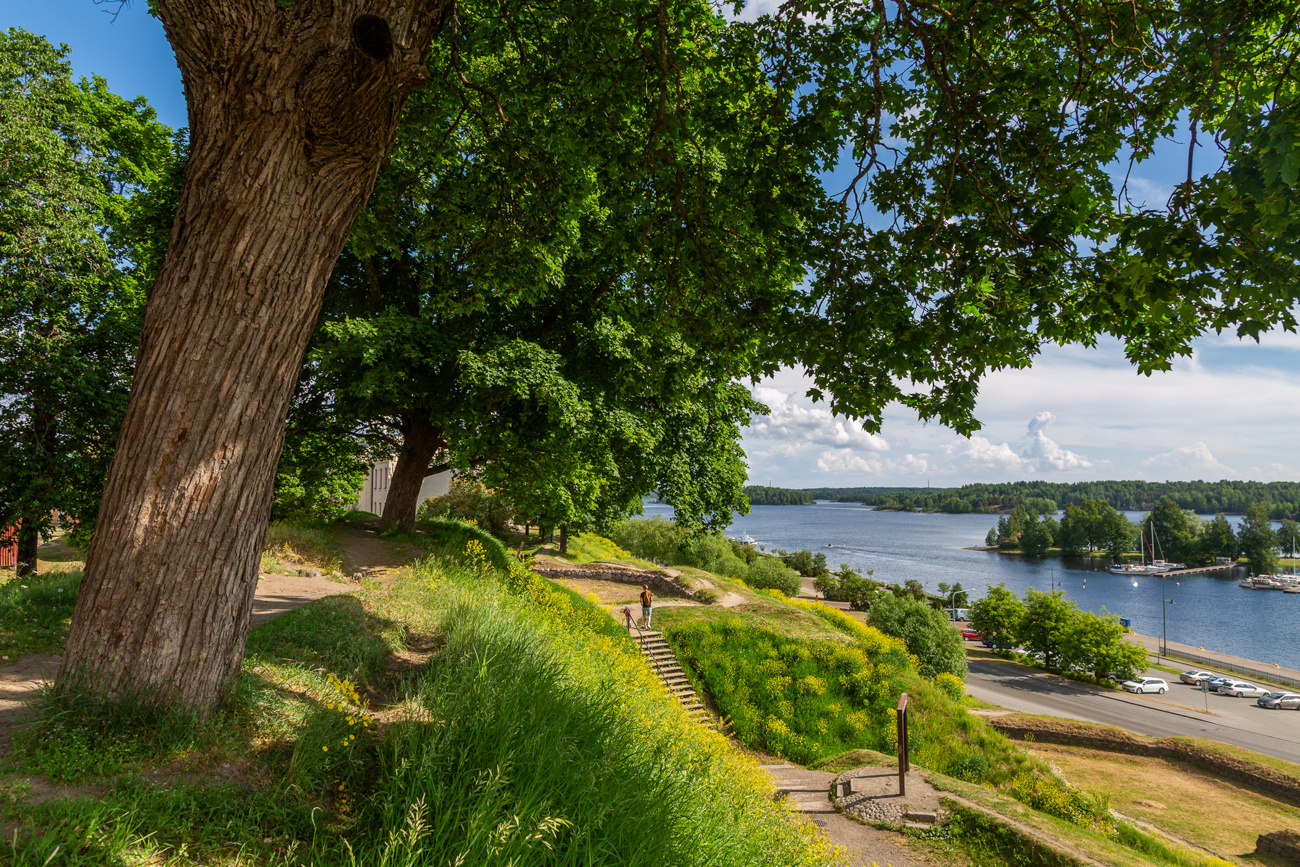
[1160,572,1175,663]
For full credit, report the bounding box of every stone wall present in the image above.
[989,715,1300,807]
[532,566,694,599]
[1257,830,1300,865]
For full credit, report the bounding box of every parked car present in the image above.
[960,629,982,641]
[1122,677,1168,694]
[1204,676,1235,692]
[982,636,1013,649]
[1257,693,1300,709]
[1179,670,1216,685]
[1103,670,1136,684]
[1219,681,1270,698]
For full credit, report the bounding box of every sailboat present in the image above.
[1108,524,1182,575]
[1107,528,1162,575]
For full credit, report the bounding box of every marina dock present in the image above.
[1159,563,1236,577]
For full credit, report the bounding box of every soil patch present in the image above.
[333,525,411,580]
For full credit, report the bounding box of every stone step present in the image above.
[631,632,724,734]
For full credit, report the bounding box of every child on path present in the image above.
[639,584,653,628]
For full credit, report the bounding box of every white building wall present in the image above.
[353,462,451,517]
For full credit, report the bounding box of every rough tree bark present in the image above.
[376,413,445,535]
[58,0,452,713]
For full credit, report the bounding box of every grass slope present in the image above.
[0,520,837,866]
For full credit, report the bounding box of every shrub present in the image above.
[674,531,749,579]
[867,594,968,679]
[695,588,719,604]
[417,477,514,536]
[611,516,686,563]
[746,556,801,597]
[417,518,513,572]
[934,671,965,701]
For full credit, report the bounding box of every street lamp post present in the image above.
[946,589,962,622]
[1159,572,1175,663]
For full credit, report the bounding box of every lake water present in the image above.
[639,501,1300,669]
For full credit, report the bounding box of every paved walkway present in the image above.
[763,764,927,867]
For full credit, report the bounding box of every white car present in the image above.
[1122,677,1168,695]
[1218,681,1270,698]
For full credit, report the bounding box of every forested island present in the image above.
[801,481,1300,520]
[743,486,814,505]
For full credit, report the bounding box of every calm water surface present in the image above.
[640,501,1300,669]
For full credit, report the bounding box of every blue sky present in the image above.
[7,3,1297,490]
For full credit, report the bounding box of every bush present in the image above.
[674,531,749,579]
[417,518,514,572]
[867,594,968,680]
[417,477,514,536]
[611,516,686,564]
[746,557,801,597]
[695,588,719,604]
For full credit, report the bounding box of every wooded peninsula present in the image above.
[764,481,1300,520]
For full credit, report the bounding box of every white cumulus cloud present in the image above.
[1141,442,1235,478]
[750,386,889,452]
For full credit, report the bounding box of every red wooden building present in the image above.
[0,522,17,570]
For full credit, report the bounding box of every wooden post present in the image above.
[897,693,909,796]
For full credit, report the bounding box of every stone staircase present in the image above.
[631,629,722,732]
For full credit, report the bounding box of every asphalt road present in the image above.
[966,655,1300,765]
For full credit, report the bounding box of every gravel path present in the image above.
[762,764,930,866]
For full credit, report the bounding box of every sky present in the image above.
[5,3,1298,491]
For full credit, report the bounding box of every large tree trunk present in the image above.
[377,414,445,535]
[58,0,451,713]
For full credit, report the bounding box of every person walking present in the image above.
[640,584,653,629]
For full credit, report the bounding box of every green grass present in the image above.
[0,568,80,657]
[261,519,344,574]
[554,532,659,569]
[0,528,839,866]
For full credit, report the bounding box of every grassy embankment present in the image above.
[587,538,1247,867]
[0,520,838,865]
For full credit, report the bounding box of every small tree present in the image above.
[1278,519,1300,561]
[1059,609,1147,681]
[747,557,801,597]
[969,584,1026,647]
[1018,512,1054,556]
[1238,503,1280,576]
[1200,514,1238,561]
[1019,589,1077,669]
[1055,504,1088,556]
[611,517,686,564]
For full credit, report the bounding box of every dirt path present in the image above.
[333,524,414,580]
[763,764,930,866]
[0,572,352,750]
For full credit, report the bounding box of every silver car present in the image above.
[1180,670,1216,685]
[1257,692,1300,709]
[1219,681,1270,698]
